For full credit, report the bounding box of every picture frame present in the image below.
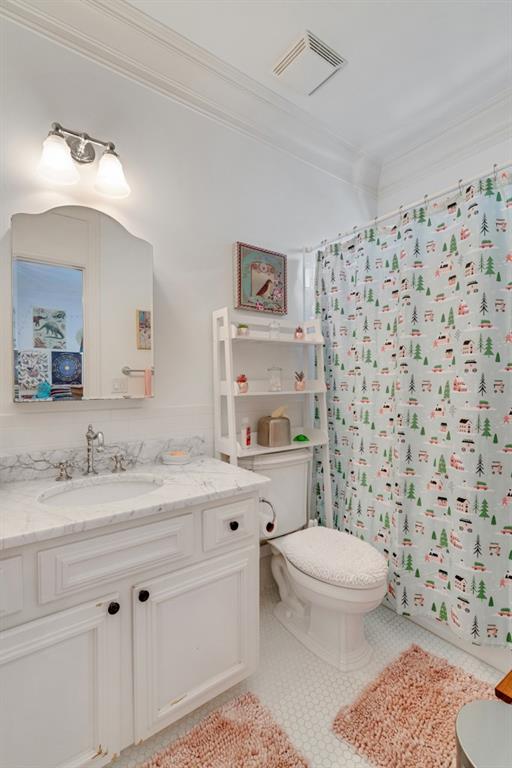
[235,242,287,315]
[136,309,152,350]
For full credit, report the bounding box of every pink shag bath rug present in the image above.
[140,692,308,768]
[333,644,494,768]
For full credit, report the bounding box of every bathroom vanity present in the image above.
[0,458,268,768]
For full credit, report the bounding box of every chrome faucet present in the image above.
[85,424,104,474]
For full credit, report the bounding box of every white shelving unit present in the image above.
[212,307,332,527]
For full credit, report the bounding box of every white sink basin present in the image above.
[39,474,164,507]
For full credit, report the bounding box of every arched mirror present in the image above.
[11,206,154,401]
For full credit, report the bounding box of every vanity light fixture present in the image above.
[38,132,80,186]
[37,122,131,198]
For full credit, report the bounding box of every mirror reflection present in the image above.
[11,206,153,402]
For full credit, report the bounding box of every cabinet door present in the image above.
[133,546,258,741]
[0,596,121,768]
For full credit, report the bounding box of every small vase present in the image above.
[237,326,249,337]
[295,380,306,391]
[237,381,248,394]
[294,330,304,340]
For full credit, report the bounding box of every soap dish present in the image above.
[160,449,192,465]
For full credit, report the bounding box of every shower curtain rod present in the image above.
[308,161,511,253]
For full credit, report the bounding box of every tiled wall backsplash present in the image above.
[0,435,208,483]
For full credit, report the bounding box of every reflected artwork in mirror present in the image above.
[13,261,84,401]
[11,206,154,402]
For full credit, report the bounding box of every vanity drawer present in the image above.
[38,514,195,603]
[203,499,256,552]
[0,556,23,617]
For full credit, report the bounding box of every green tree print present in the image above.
[315,173,511,647]
[482,419,492,438]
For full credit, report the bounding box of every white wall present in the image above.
[0,19,375,455]
[377,93,512,213]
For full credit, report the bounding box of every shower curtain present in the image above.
[315,169,512,646]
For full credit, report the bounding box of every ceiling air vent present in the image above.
[273,31,346,95]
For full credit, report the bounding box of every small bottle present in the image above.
[240,417,251,448]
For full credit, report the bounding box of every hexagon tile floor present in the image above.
[109,587,501,768]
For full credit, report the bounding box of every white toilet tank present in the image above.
[239,449,312,539]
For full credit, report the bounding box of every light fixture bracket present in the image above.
[65,135,96,164]
[50,122,116,165]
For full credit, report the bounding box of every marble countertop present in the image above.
[0,457,270,552]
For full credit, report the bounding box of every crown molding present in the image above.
[379,88,512,202]
[0,0,380,194]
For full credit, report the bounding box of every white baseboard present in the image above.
[383,604,510,673]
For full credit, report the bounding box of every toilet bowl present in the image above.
[240,450,387,671]
[270,526,387,671]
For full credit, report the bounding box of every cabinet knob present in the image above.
[138,589,150,602]
[107,601,120,615]
[229,520,239,531]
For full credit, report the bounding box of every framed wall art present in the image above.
[136,309,152,350]
[51,351,82,386]
[33,306,66,349]
[234,242,287,315]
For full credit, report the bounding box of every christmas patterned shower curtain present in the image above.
[315,169,512,646]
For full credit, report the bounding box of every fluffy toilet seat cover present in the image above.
[280,526,388,588]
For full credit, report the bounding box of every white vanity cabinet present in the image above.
[0,490,261,768]
[133,546,257,741]
[0,595,121,768]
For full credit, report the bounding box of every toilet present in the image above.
[240,450,388,671]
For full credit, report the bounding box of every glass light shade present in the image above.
[94,150,131,198]
[37,134,80,185]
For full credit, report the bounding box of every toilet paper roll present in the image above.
[259,499,276,539]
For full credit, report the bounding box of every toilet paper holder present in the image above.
[260,497,276,534]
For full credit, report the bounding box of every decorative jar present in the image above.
[268,366,283,392]
[269,320,280,340]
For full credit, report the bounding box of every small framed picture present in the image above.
[136,310,152,350]
[235,242,287,315]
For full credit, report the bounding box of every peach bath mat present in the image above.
[333,644,494,768]
[140,692,308,768]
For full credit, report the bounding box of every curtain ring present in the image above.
[493,163,498,182]
[458,178,463,196]
[424,194,429,213]
[398,205,403,225]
